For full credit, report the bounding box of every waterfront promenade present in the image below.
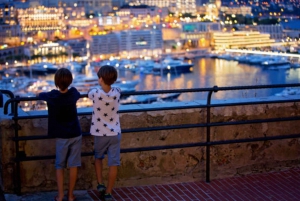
[5,167,300,201]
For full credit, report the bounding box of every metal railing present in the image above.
[3,83,300,195]
[0,89,14,112]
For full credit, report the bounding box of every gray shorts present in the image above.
[94,134,121,166]
[55,135,82,169]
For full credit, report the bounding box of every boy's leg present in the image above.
[106,166,117,194]
[56,169,64,200]
[94,136,108,185]
[106,134,121,195]
[95,158,103,184]
[66,135,82,200]
[68,167,78,200]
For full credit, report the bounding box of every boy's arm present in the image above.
[38,92,47,101]
[87,88,97,99]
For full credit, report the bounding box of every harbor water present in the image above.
[118,58,300,101]
[2,57,300,104]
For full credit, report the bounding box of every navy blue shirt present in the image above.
[39,87,81,139]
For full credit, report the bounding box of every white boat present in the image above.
[113,79,139,89]
[120,93,181,105]
[291,62,300,68]
[248,55,268,65]
[237,55,251,63]
[135,60,157,74]
[152,57,194,74]
[0,76,37,94]
[261,57,290,68]
[26,80,55,94]
[275,87,300,97]
[120,94,159,104]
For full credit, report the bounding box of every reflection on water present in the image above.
[118,58,300,101]
[4,58,300,103]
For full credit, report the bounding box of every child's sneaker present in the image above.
[104,193,113,201]
[97,183,106,196]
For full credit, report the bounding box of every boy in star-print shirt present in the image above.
[88,65,121,201]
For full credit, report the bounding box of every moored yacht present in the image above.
[261,57,290,68]
[120,93,181,105]
[152,57,194,74]
[248,55,268,65]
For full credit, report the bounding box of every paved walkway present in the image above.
[5,167,300,201]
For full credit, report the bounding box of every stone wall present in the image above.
[1,97,300,193]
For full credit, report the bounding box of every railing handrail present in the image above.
[0,89,15,99]
[0,89,14,113]
[3,83,300,195]
[3,83,300,116]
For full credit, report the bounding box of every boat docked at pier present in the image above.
[152,57,194,74]
[120,93,181,105]
[261,57,291,69]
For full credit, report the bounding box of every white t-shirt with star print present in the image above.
[88,87,121,136]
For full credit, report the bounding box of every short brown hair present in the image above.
[97,65,118,85]
[54,68,73,91]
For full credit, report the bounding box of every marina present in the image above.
[1,54,300,111]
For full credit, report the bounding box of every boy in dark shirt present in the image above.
[39,68,81,201]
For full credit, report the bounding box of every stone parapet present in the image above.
[1,97,300,193]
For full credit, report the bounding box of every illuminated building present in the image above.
[212,31,276,50]
[180,32,211,47]
[91,32,119,58]
[64,6,97,39]
[206,3,218,20]
[179,22,220,48]
[237,24,285,40]
[31,42,68,56]
[0,2,18,25]
[117,4,158,18]
[220,6,252,16]
[119,28,163,58]
[137,0,196,14]
[209,0,221,8]
[91,28,163,58]
[28,41,71,63]
[64,6,86,20]
[99,16,121,26]
[0,24,23,45]
[0,46,26,62]
[62,0,113,14]
[59,37,87,57]
[17,6,67,40]
[181,22,221,32]
[196,6,206,15]
[117,4,168,26]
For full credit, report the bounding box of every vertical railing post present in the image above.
[0,90,15,115]
[206,86,218,183]
[12,96,21,195]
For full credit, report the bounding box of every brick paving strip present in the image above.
[88,167,300,201]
